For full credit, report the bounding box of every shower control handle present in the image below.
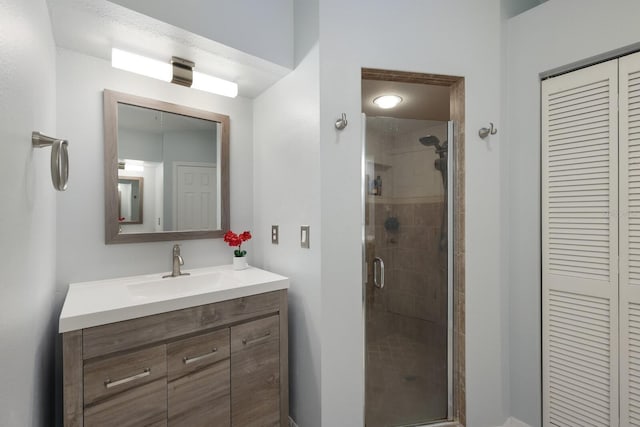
[373,257,385,289]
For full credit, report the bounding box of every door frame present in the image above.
[361,68,466,426]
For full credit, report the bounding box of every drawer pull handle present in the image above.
[242,330,272,345]
[104,368,150,389]
[183,348,218,365]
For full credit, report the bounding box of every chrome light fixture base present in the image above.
[171,57,194,87]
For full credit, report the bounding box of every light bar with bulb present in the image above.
[111,48,238,98]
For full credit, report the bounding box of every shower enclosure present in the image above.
[364,116,453,426]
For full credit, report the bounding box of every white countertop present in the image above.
[59,265,289,333]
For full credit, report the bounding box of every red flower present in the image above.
[224,231,238,246]
[224,230,251,248]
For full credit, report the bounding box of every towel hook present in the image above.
[478,122,497,139]
[32,131,69,191]
[335,113,348,130]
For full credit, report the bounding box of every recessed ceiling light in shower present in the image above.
[373,95,403,109]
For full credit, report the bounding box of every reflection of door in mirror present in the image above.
[173,163,218,230]
[117,176,143,225]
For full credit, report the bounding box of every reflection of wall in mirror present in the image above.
[118,128,163,162]
[118,124,217,232]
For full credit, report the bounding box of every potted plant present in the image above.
[224,230,252,270]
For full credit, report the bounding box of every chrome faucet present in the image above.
[163,244,190,278]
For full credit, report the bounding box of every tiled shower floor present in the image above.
[365,316,448,427]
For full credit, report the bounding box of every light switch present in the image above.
[272,225,279,244]
[300,225,310,248]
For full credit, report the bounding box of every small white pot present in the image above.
[233,256,249,270]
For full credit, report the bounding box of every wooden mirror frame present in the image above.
[104,89,230,244]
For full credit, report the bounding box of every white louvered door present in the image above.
[620,51,640,427]
[542,59,619,427]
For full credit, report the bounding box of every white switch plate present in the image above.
[300,225,310,248]
[272,225,279,244]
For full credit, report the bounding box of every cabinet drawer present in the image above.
[167,328,230,381]
[83,291,281,359]
[84,345,166,406]
[231,315,280,426]
[231,314,280,354]
[84,378,167,427]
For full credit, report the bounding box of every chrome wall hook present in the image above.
[32,131,69,191]
[478,122,497,139]
[335,113,348,130]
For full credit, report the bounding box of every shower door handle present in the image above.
[373,257,385,289]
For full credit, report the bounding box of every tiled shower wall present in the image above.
[373,200,447,326]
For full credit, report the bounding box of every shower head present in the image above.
[419,135,442,150]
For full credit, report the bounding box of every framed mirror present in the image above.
[104,90,229,244]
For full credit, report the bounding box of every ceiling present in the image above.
[362,80,450,121]
[46,0,291,98]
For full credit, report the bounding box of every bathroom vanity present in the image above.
[59,265,289,427]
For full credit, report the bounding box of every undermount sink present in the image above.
[127,271,239,299]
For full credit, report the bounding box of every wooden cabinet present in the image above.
[62,290,288,427]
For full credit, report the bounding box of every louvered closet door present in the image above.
[542,59,619,427]
[620,51,640,427]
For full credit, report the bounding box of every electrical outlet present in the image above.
[271,225,279,244]
[300,225,310,248]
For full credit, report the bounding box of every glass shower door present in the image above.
[364,116,453,426]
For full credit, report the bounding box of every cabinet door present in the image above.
[231,315,280,427]
[168,359,231,426]
[167,330,231,426]
[542,59,619,426]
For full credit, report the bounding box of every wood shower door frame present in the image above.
[361,68,466,426]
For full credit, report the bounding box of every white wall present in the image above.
[506,1,640,426]
[55,47,253,288]
[0,0,57,425]
[253,1,322,426]
[108,0,294,69]
[317,1,507,426]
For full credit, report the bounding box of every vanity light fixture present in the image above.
[111,48,238,98]
[373,95,403,109]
